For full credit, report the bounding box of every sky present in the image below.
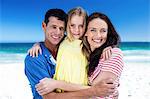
[0,0,150,42]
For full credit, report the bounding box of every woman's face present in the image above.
[69,15,85,39]
[86,18,108,51]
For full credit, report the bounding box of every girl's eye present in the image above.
[70,24,75,27]
[79,25,83,28]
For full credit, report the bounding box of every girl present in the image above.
[54,7,88,87]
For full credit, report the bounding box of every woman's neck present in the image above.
[91,47,95,52]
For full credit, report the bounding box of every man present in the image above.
[25,8,115,99]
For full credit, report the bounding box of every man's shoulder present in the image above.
[24,54,45,64]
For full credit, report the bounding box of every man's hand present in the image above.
[91,79,115,97]
[35,78,57,95]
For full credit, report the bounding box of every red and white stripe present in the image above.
[88,48,124,99]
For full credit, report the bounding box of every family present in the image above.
[25,7,124,99]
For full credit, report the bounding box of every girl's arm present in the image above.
[27,42,42,57]
[28,44,113,59]
[36,77,90,95]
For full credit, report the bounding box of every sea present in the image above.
[0,42,150,64]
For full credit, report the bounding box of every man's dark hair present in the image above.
[44,8,67,27]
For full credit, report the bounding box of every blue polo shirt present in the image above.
[24,42,56,99]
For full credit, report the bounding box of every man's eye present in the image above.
[60,28,64,31]
[52,26,57,29]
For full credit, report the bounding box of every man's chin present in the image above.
[52,40,61,45]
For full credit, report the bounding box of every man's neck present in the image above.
[44,40,58,59]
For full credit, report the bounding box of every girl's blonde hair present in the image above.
[67,7,87,42]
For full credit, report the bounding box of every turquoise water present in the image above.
[0,42,150,63]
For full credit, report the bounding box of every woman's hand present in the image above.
[102,46,112,60]
[35,78,57,95]
[27,42,42,57]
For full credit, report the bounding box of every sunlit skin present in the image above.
[86,18,108,51]
[69,15,85,39]
[43,16,65,46]
[42,16,65,58]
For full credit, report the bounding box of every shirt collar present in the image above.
[40,42,56,65]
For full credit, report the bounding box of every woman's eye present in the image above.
[90,29,96,32]
[100,28,107,33]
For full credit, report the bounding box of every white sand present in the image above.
[118,62,150,99]
[0,62,150,99]
[0,62,32,99]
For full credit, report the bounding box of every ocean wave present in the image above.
[122,50,150,56]
[124,56,150,62]
[0,50,150,63]
[122,50,150,62]
[0,53,26,64]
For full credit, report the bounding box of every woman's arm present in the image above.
[36,77,90,95]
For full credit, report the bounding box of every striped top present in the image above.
[88,48,124,99]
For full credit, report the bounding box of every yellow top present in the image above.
[54,38,88,88]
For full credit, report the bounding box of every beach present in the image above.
[0,61,150,99]
[0,62,32,99]
[0,42,150,99]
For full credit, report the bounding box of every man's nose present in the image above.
[55,28,61,34]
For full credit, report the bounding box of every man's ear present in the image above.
[42,21,46,33]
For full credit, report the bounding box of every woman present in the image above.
[83,12,124,98]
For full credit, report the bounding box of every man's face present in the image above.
[43,16,65,46]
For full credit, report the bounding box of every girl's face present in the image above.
[86,18,108,51]
[69,15,85,39]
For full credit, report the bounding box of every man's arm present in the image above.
[24,55,52,98]
[42,79,115,99]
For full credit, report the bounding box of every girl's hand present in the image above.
[27,42,42,57]
[35,78,57,95]
[102,46,112,60]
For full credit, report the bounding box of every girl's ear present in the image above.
[84,32,88,36]
[42,21,46,33]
